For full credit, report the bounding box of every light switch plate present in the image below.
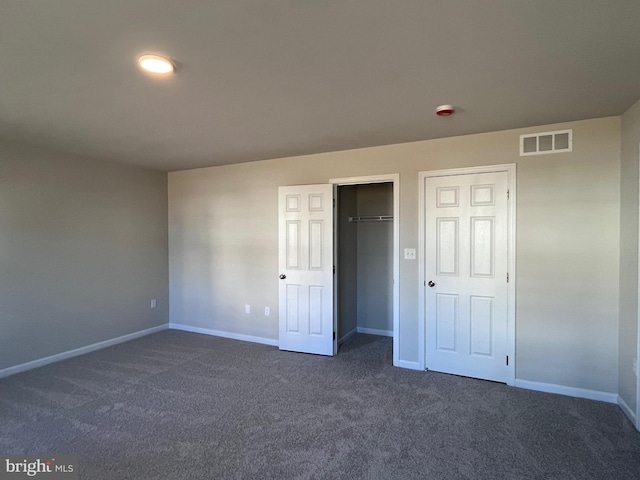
[404,248,416,260]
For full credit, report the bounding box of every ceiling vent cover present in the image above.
[520,129,572,156]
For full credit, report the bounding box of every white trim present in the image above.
[637,143,640,431]
[330,174,400,368]
[329,174,398,186]
[333,183,339,355]
[418,173,426,372]
[396,359,422,371]
[0,324,169,379]
[515,379,617,404]
[339,328,357,344]
[418,164,517,385]
[169,323,278,347]
[357,327,393,337]
[506,165,517,387]
[619,395,637,424]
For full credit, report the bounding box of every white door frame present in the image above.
[637,144,640,431]
[330,174,400,367]
[418,164,516,386]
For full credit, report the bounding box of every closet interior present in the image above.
[337,182,394,346]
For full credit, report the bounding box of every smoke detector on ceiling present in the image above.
[436,105,455,116]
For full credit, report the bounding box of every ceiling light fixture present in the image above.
[436,105,455,116]
[138,54,175,74]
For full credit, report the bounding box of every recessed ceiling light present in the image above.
[436,105,455,116]
[138,54,175,74]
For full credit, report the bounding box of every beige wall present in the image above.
[169,116,621,394]
[0,140,169,371]
[620,99,640,414]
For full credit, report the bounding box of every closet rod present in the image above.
[348,215,394,222]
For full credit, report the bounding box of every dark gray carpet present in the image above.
[1,330,639,479]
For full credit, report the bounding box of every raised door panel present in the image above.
[436,218,459,276]
[309,286,324,335]
[436,187,459,207]
[286,221,301,270]
[286,194,301,212]
[308,193,324,211]
[286,285,301,333]
[309,221,324,270]
[470,296,493,357]
[436,293,458,352]
[470,217,494,278]
[470,184,495,206]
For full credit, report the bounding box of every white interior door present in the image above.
[425,172,508,382]
[278,184,336,356]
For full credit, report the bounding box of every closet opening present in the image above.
[336,182,394,352]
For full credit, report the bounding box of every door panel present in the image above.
[285,285,300,333]
[470,217,494,277]
[279,185,335,355]
[436,218,458,275]
[436,293,458,351]
[470,296,493,356]
[286,221,301,269]
[426,172,508,382]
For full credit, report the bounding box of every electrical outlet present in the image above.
[404,248,416,260]
[245,304,251,314]
[265,307,270,316]
[150,299,157,309]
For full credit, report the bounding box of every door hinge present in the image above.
[333,332,336,340]
[333,265,336,274]
[333,198,336,208]
[507,273,509,283]
[507,189,510,200]
[506,355,509,366]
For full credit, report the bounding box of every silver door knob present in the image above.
[428,281,436,287]
[279,274,286,280]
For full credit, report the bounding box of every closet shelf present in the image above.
[348,215,394,222]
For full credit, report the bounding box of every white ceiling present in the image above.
[1,1,639,171]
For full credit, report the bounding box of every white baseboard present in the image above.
[0,324,169,379]
[618,395,637,424]
[514,379,617,404]
[357,327,393,337]
[169,323,278,347]
[395,359,422,371]
[339,328,357,344]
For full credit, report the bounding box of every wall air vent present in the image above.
[520,129,572,156]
